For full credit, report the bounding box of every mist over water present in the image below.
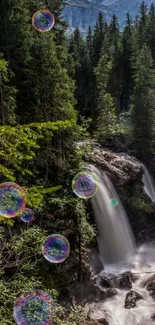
[87,165,155,325]
[87,244,155,325]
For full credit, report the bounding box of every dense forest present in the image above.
[0,0,155,324]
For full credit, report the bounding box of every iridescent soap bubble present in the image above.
[0,182,26,218]
[42,234,70,263]
[14,289,56,325]
[72,171,98,199]
[109,198,118,207]
[83,167,99,181]
[20,208,35,223]
[32,9,55,32]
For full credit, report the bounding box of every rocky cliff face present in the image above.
[82,145,155,242]
[63,0,155,33]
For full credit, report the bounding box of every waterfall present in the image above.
[90,165,136,269]
[85,165,155,325]
[142,165,155,203]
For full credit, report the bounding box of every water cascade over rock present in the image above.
[82,163,155,325]
[90,165,136,269]
[142,165,155,203]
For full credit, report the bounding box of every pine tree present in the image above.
[0,0,38,123]
[109,14,119,48]
[0,55,17,125]
[94,55,117,139]
[0,0,76,123]
[136,1,148,47]
[31,33,76,122]
[48,0,69,45]
[108,14,121,112]
[130,44,155,155]
[86,26,93,61]
[69,28,90,117]
[92,12,107,66]
[146,3,155,62]
[120,13,133,112]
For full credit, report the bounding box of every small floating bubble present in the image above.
[109,198,118,207]
[20,208,35,223]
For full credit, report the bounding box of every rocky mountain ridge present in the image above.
[63,0,155,33]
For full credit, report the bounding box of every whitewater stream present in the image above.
[87,165,155,325]
[142,165,155,203]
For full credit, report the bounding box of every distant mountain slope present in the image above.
[63,0,155,33]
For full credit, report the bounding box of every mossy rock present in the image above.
[128,197,155,213]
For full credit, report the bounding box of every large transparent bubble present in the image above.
[72,171,98,199]
[14,289,56,325]
[32,9,55,32]
[0,182,26,218]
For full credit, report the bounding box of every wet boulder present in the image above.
[80,320,109,325]
[115,272,138,289]
[149,290,155,300]
[71,279,106,304]
[145,274,155,291]
[119,273,132,289]
[106,288,117,298]
[95,288,117,302]
[72,276,117,304]
[126,271,139,283]
[124,290,143,309]
[88,248,103,275]
[97,276,112,289]
[86,148,143,184]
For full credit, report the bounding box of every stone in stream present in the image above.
[97,276,112,289]
[124,290,143,309]
[95,288,117,302]
[145,274,155,300]
[145,274,155,291]
[119,273,132,289]
[80,319,109,325]
[151,314,155,321]
[70,276,117,304]
[149,290,155,300]
[124,271,139,283]
[105,288,117,298]
[111,271,138,290]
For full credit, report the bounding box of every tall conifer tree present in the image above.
[130,44,155,155]
[120,13,133,112]
[136,1,148,47]
[146,3,155,62]
[108,15,121,112]
[94,55,117,138]
[0,55,17,125]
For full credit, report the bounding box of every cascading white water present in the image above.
[91,165,136,268]
[86,244,155,325]
[86,165,155,325]
[142,165,155,203]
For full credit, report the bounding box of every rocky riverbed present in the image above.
[77,264,155,325]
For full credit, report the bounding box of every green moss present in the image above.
[129,197,154,213]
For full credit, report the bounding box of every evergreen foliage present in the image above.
[1,0,155,323]
[130,44,155,155]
